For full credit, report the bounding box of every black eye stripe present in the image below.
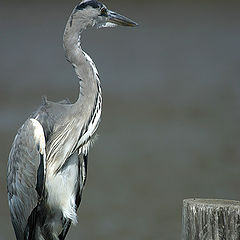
[76,0,102,11]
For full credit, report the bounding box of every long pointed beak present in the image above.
[107,10,138,27]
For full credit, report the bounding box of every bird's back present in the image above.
[7,99,89,239]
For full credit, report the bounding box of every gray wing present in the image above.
[7,118,46,240]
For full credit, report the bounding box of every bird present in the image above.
[7,1,138,239]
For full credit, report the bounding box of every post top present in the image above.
[184,198,240,208]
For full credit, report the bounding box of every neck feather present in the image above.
[63,15,101,108]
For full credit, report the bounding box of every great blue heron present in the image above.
[7,1,137,239]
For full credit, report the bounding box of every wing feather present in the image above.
[7,118,46,240]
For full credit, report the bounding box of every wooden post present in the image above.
[182,198,240,240]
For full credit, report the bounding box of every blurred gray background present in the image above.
[1,0,240,239]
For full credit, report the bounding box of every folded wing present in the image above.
[7,118,46,240]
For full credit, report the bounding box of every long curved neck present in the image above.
[63,15,101,111]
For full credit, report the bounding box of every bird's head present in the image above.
[70,0,138,29]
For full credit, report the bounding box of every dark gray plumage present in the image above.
[7,0,137,239]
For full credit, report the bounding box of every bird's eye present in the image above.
[100,7,107,16]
